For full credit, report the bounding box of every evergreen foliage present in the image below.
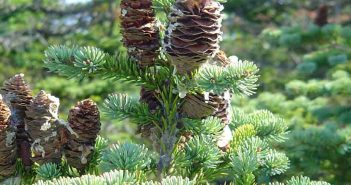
[0,0,343,184]
[231,4,351,183]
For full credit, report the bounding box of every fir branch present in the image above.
[36,163,62,181]
[173,135,222,181]
[195,60,259,96]
[282,176,331,185]
[44,45,81,78]
[231,124,257,150]
[44,45,169,89]
[231,108,288,142]
[85,136,109,174]
[100,143,153,173]
[98,54,170,89]
[159,176,195,185]
[262,149,290,176]
[183,117,224,136]
[103,93,159,125]
[34,170,137,185]
[229,147,257,185]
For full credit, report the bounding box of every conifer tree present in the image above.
[0,0,332,184]
[233,4,351,184]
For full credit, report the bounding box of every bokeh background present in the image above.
[1,0,351,184]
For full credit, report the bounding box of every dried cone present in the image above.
[314,5,328,27]
[137,87,162,150]
[120,0,160,68]
[181,91,232,150]
[65,99,101,170]
[25,90,62,165]
[1,74,32,167]
[165,0,223,74]
[0,96,16,179]
[181,92,231,124]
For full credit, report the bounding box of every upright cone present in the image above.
[1,74,32,167]
[137,87,161,150]
[120,0,160,68]
[181,92,230,125]
[165,0,223,74]
[314,5,328,27]
[25,90,62,165]
[0,96,16,179]
[181,91,232,151]
[65,99,101,170]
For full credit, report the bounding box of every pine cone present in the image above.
[65,99,101,170]
[0,96,16,179]
[137,87,162,150]
[314,5,328,27]
[140,87,160,112]
[1,74,32,167]
[165,0,223,74]
[181,92,231,125]
[25,90,62,165]
[121,0,160,68]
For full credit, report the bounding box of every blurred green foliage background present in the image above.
[1,0,351,184]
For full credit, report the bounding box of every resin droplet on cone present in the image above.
[120,0,160,68]
[0,96,17,179]
[25,90,62,165]
[65,99,101,170]
[165,0,223,74]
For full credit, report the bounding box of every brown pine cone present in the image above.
[25,90,62,165]
[314,5,328,27]
[137,87,162,151]
[1,74,32,167]
[120,0,160,68]
[164,0,223,74]
[180,92,231,125]
[0,96,16,179]
[65,99,101,170]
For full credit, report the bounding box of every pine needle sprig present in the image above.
[195,60,259,96]
[231,108,288,142]
[34,170,137,185]
[174,135,222,180]
[261,149,290,176]
[103,94,160,125]
[100,143,153,173]
[44,45,169,89]
[36,163,62,181]
[183,117,224,137]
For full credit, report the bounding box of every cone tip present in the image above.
[34,90,60,105]
[10,73,25,80]
[77,99,97,107]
